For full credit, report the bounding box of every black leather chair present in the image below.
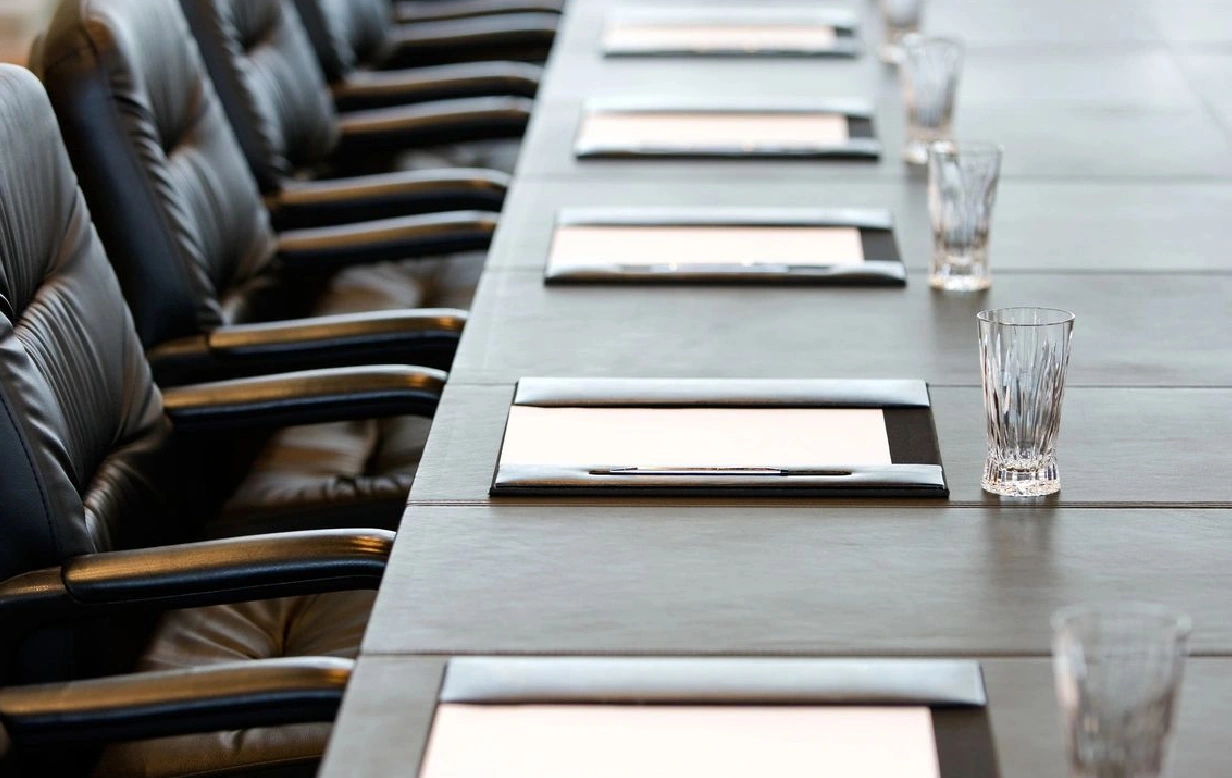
[37,0,487,380]
[295,0,558,75]
[0,63,415,777]
[181,0,533,206]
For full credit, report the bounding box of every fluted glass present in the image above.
[977,307,1074,496]
[929,141,1002,291]
[1053,604,1190,778]
[901,37,963,164]
[878,0,923,63]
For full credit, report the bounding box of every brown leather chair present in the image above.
[295,0,558,75]
[0,63,417,777]
[180,0,533,209]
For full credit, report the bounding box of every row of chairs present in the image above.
[0,0,561,776]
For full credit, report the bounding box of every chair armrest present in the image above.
[377,14,559,68]
[161,365,446,430]
[333,97,532,159]
[271,168,508,230]
[0,657,351,747]
[332,62,541,112]
[276,211,496,270]
[147,310,467,384]
[395,0,564,24]
[0,530,392,625]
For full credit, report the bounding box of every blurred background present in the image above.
[0,0,53,64]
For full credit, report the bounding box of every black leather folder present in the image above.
[544,208,906,286]
[575,99,881,159]
[601,8,861,58]
[490,378,949,498]
[414,657,999,778]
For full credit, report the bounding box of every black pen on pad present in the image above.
[588,467,854,476]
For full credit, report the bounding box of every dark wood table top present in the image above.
[321,0,1232,773]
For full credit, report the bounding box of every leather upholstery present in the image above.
[300,0,390,80]
[180,0,338,194]
[40,0,281,350]
[184,0,530,196]
[89,591,375,778]
[0,65,389,777]
[38,0,485,347]
[36,0,480,544]
[295,0,556,78]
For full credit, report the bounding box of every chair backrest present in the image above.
[180,0,339,194]
[0,65,174,585]
[291,0,390,82]
[37,0,281,349]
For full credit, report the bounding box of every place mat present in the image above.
[410,657,998,778]
[544,208,905,285]
[602,8,859,57]
[575,101,880,159]
[490,378,947,498]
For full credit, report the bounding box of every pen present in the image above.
[588,467,854,476]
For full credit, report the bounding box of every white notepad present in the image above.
[578,111,850,150]
[498,406,893,467]
[420,704,941,778]
[548,224,866,268]
[604,23,839,52]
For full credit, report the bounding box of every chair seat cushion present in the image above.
[315,253,486,315]
[90,591,376,778]
[206,249,485,538]
[207,415,428,537]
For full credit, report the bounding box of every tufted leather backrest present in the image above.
[181,0,339,195]
[37,0,281,349]
[0,65,175,584]
[292,0,391,82]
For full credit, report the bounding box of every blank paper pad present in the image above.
[579,112,849,149]
[605,23,838,51]
[549,224,865,268]
[499,406,892,467]
[420,704,940,778]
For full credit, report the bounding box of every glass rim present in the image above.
[976,307,1075,327]
[1052,602,1193,637]
[902,34,965,52]
[928,139,1003,159]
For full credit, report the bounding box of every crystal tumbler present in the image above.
[901,37,963,164]
[878,0,922,63]
[977,307,1074,496]
[928,141,1002,291]
[1053,604,1190,778]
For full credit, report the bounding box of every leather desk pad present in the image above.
[411,657,998,778]
[575,102,880,159]
[491,378,948,498]
[544,208,906,285]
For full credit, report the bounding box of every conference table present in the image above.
[320,0,1232,774]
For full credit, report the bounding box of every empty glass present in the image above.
[977,307,1074,496]
[928,141,1002,291]
[1053,604,1190,778]
[878,0,923,63]
[901,37,964,164]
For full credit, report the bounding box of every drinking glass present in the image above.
[977,307,1074,496]
[901,37,964,164]
[1053,604,1190,778]
[928,141,1002,291]
[879,0,923,63]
